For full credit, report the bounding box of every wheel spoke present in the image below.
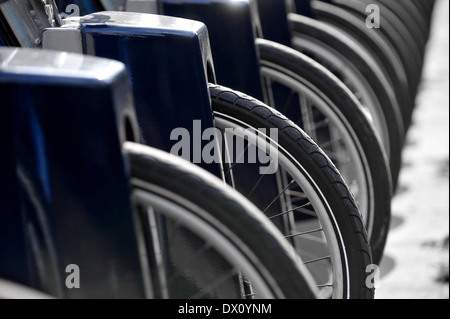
[262,179,296,213]
[304,256,331,266]
[222,143,251,178]
[247,172,268,198]
[268,202,311,220]
[284,228,324,239]
[317,283,334,288]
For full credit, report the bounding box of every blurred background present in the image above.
[377,0,449,299]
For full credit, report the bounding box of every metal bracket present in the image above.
[43,17,83,53]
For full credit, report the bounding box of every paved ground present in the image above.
[376,0,449,299]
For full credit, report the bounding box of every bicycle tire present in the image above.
[289,11,412,125]
[366,0,427,59]
[125,142,318,299]
[400,0,434,33]
[288,13,407,174]
[311,0,421,101]
[375,0,428,50]
[331,0,425,71]
[210,84,374,299]
[254,39,392,264]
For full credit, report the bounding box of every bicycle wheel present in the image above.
[330,0,425,70]
[375,0,428,50]
[399,0,434,34]
[125,142,317,299]
[253,39,392,264]
[288,13,407,180]
[311,0,421,102]
[210,84,374,299]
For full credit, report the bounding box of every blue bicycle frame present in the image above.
[0,47,146,298]
[44,11,220,176]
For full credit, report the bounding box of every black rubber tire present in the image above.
[330,0,425,71]
[330,0,425,97]
[289,12,413,130]
[288,13,407,181]
[376,0,429,49]
[403,0,434,32]
[210,84,375,299]
[366,0,427,57]
[125,142,318,299]
[254,39,392,264]
[311,0,421,104]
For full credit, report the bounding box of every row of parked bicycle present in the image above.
[0,0,435,299]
